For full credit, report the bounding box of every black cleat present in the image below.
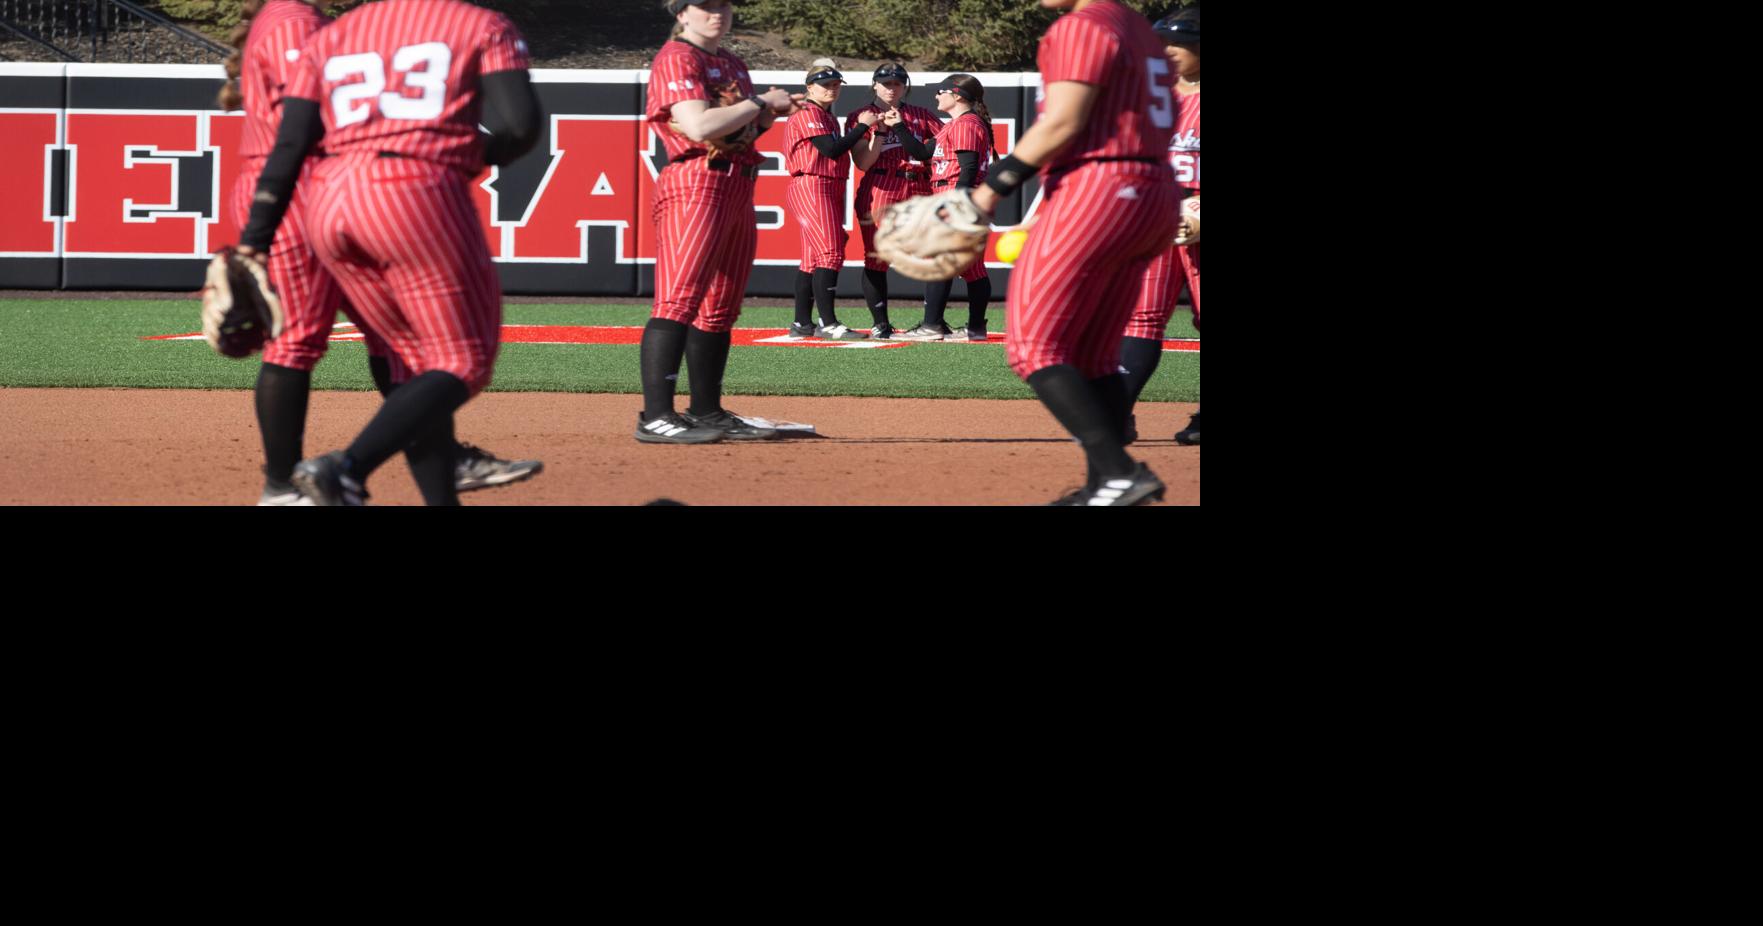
[291,452,369,506]
[680,408,780,441]
[636,411,726,444]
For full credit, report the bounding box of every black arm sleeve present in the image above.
[480,69,543,167]
[809,121,872,159]
[892,121,934,162]
[956,150,981,188]
[239,97,323,251]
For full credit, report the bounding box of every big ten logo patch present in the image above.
[62,111,244,256]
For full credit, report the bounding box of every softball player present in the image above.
[221,0,540,506]
[1121,7,1200,446]
[236,0,545,505]
[637,0,799,443]
[889,73,995,341]
[783,61,880,340]
[968,0,1178,506]
[847,63,942,339]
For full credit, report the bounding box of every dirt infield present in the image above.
[0,388,1199,506]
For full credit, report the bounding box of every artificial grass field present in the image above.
[0,299,1200,401]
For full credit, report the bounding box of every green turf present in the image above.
[0,298,1200,401]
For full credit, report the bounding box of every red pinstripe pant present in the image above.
[1005,163,1178,380]
[1125,240,1201,339]
[303,154,502,395]
[855,171,931,271]
[787,175,847,272]
[651,162,757,333]
[232,159,397,375]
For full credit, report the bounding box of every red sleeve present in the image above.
[647,47,712,120]
[479,12,530,75]
[282,30,324,103]
[1040,15,1117,85]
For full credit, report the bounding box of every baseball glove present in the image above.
[1174,195,1200,246]
[874,189,991,281]
[200,246,284,358]
[673,80,760,159]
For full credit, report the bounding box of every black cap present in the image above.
[806,67,844,86]
[1152,9,1200,47]
[872,63,909,84]
[932,78,973,101]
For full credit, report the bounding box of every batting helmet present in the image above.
[1153,8,1200,48]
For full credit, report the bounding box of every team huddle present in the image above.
[213,0,1200,506]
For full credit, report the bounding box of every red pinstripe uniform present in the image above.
[846,101,939,271]
[232,0,394,374]
[647,39,761,334]
[784,102,849,272]
[929,111,993,284]
[1125,88,1200,339]
[280,0,528,395]
[1005,0,1178,380]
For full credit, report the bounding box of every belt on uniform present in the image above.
[885,168,926,180]
[1048,156,1163,177]
[673,154,760,178]
[376,150,412,159]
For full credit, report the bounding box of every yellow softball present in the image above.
[995,229,1028,264]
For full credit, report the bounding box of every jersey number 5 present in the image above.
[327,42,454,128]
[1146,58,1173,129]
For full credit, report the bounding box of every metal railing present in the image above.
[0,1,231,63]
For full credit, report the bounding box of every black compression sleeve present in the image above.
[240,98,323,251]
[891,121,934,161]
[956,150,980,188]
[809,121,871,159]
[481,69,543,167]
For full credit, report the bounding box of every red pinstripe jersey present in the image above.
[238,0,330,161]
[1037,0,1175,167]
[930,111,991,187]
[784,104,848,179]
[646,39,762,167]
[846,101,941,172]
[1170,90,1199,191]
[283,0,530,173]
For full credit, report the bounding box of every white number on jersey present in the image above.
[1173,153,1198,185]
[1146,58,1173,129]
[382,43,452,121]
[327,42,454,127]
[327,52,386,128]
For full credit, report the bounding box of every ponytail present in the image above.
[217,1,267,111]
[948,74,994,160]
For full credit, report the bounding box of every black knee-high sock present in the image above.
[1090,372,1131,449]
[923,280,952,328]
[405,412,459,506]
[1025,365,1135,487]
[862,269,890,327]
[640,318,690,418]
[813,268,839,326]
[255,362,311,484]
[794,271,815,327]
[345,370,469,480]
[368,355,396,397]
[1119,336,1164,405]
[965,277,992,328]
[685,327,732,416]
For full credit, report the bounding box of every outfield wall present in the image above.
[0,63,1041,297]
